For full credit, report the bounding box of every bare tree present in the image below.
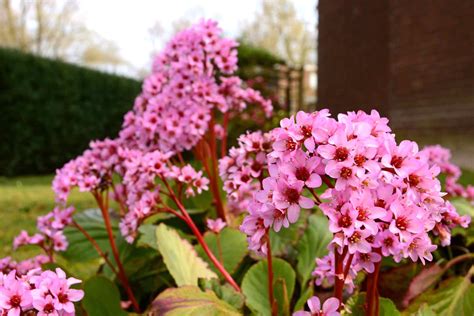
[240,0,316,66]
[0,0,123,67]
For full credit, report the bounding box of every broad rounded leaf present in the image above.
[402,264,443,307]
[346,292,400,316]
[269,213,307,257]
[242,258,296,316]
[62,208,119,262]
[296,214,332,285]
[195,227,248,275]
[150,286,241,315]
[405,271,474,316]
[82,276,127,316]
[155,223,217,286]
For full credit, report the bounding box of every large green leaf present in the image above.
[269,212,307,257]
[195,227,248,275]
[82,276,127,316]
[346,292,400,316]
[199,278,245,311]
[149,286,241,315]
[62,208,119,262]
[451,198,474,217]
[241,258,296,316]
[404,267,474,316]
[155,223,217,286]
[296,214,332,285]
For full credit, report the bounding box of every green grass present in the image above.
[0,175,96,260]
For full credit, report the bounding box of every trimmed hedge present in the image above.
[0,48,141,175]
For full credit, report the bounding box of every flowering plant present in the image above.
[3,20,473,316]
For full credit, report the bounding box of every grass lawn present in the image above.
[0,175,96,261]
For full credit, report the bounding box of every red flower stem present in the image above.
[308,188,322,205]
[323,176,335,188]
[207,114,226,220]
[343,253,354,282]
[333,246,347,311]
[366,259,381,316]
[160,177,240,291]
[72,220,119,276]
[194,141,226,220]
[266,230,277,316]
[221,112,230,158]
[93,192,140,313]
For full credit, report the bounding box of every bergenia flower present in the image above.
[293,296,340,316]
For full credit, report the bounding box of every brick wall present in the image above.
[318,0,474,168]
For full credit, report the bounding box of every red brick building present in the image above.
[317,0,474,168]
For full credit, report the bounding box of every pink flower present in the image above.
[0,271,33,316]
[206,218,227,233]
[33,295,59,316]
[354,252,382,273]
[293,296,340,316]
[273,178,314,223]
[280,150,322,188]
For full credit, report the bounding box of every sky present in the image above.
[78,0,318,77]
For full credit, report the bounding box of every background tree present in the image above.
[239,0,316,67]
[0,0,123,68]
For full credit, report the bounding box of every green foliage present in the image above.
[62,209,119,262]
[199,278,245,311]
[237,42,285,69]
[346,293,400,316]
[195,227,248,275]
[155,224,217,286]
[404,268,474,316]
[150,286,241,315]
[242,258,296,316]
[296,213,332,285]
[269,212,307,257]
[0,48,141,175]
[82,276,127,316]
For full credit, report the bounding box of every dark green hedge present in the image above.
[0,48,141,176]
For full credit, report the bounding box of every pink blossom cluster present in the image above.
[0,256,49,277]
[52,139,122,204]
[51,20,272,246]
[13,206,74,254]
[119,148,209,242]
[422,145,474,202]
[0,268,84,316]
[219,131,274,214]
[118,19,272,154]
[241,109,470,275]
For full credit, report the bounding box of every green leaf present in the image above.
[82,276,127,316]
[62,208,119,262]
[296,214,332,285]
[451,198,474,217]
[195,227,248,275]
[404,268,474,316]
[294,286,313,311]
[269,212,307,257]
[150,286,241,315]
[155,223,217,286]
[345,292,400,316]
[199,278,245,310]
[242,258,296,316]
[138,224,159,250]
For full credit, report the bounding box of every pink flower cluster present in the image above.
[119,19,272,154]
[0,268,84,316]
[422,145,474,202]
[0,256,49,277]
[13,206,74,255]
[119,148,209,242]
[241,109,470,278]
[51,20,273,245]
[219,131,274,214]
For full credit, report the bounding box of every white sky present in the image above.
[78,0,318,77]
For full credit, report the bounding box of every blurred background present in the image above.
[0,0,473,256]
